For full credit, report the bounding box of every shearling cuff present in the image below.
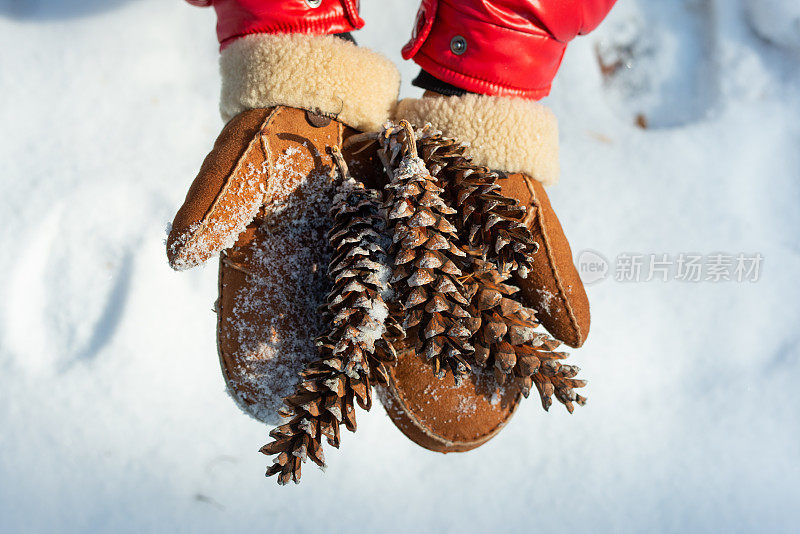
[395,94,560,186]
[220,33,400,132]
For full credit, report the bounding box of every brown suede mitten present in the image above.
[395,93,590,348]
[167,34,399,423]
[378,353,521,453]
[367,122,583,454]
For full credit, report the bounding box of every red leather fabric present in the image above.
[404,0,616,98]
[187,0,615,97]
[187,0,364,48]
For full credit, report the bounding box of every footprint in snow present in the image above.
[594,0,718,129]
[3,184,146,373]
[746,0,800,52]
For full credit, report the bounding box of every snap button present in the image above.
[306,0,322,7]
[306,110,332,128]
[450,35,467,55]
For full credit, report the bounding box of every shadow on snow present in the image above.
[0,0,135,20]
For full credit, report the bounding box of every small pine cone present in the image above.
[262,155,401,485]
[262,349,365,485]
[463,258,587,412]
[325,177,396,373]
[529,351,588,413]
[378,122,475,380]
[413,126,538,276]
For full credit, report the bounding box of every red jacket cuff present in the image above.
[188,0,364,47]
[404,0,616,99]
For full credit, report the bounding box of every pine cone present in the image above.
[414,127,538,277]
[261,155,402,485]
[377,122,475,380]
[462,258,587,413]
[349,123,587,408]
[264,124,588,485]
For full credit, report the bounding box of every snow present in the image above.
[0,0,799,532]
[394,155,429,180]
[222,158,337,424]
[167,156,268,271]
[746,0,800,51]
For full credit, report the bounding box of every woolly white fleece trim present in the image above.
[220,33,400,132]
[396,94,560,186]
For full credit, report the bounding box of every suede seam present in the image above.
[531,201,582,346]
[385,369,519,446]
[176,109,278,264]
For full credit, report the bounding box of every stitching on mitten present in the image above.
[527,182,581,346]
[386,367,519,446]
[180,108,278,259]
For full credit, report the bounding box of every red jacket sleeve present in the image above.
[403,0,617,98]
[186,0,364,47]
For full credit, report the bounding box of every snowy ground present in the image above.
[1,0,799,532]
